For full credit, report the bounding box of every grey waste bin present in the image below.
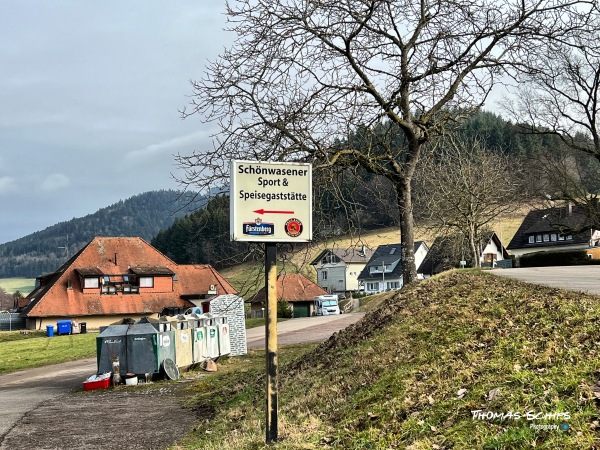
[96,324,129,375]
[80,322,87,334]
[126,318,175,375]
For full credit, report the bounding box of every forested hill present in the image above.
[0,190,200,278]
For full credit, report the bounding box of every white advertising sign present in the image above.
[230,160,313,242]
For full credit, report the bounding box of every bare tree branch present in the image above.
[176,0,592,285]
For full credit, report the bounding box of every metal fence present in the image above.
[0,313,26,331]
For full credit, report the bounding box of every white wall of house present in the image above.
[317,264,347,293]
[345,262,367,291]
[363,276,403,294]
[414,244,429,274]
[480,240,505,263]
[316,261,368,293]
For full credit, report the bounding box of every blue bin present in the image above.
[56,320,72,335]
[46,325,54,337]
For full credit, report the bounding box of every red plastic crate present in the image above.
[83,377,111,391]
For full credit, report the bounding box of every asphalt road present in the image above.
[0,357,97,443]
[246,312,365,349]
[0,312,365,448]
[491,265,600,295]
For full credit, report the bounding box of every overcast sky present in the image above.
[0,1,230,244]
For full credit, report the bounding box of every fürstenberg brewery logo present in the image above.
[243,217,275,236]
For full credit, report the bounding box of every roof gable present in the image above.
[310,246,373,265]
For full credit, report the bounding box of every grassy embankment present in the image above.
[174,270,600,449]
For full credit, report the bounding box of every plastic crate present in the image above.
[83,374,111,391]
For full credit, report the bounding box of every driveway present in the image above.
[0,312,365,449]
[491,265,600,295]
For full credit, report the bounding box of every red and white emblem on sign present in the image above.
[284,218,303,237]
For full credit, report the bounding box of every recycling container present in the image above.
[204,316,220,359]
[215,316,231,357]
[126,317,175,375]
[185,315,208,363]
[56,320,72,335]
[96,324,129,375]
[165,315,193,370]
[46,325,54,337]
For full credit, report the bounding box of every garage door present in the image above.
[293,303,310,318]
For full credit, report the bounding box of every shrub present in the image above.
[277,299,293,318]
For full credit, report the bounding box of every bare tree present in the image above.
[177,0,591,285]
[506,7,600,161]
[416,135,522,266]
[504,6,600,227]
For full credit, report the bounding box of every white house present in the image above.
[357,242,429,294]
[310,246,373,294]
[418,231,509,277]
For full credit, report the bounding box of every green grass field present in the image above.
[0,278,36,295]
[0,331,97,375]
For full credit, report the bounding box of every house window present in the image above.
[321,254,339,264]
[321,271,328,281]
[528,236,534,244]
[387,281,400,290]
[139,276,154,288]
[535,235,542,243]
[551,234,557,242]
[84,277,99,288]
[566,235,573,240]
[543,234,550,242]
[558,235,565,241]
[366,282,379,291]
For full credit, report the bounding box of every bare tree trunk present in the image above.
[468,226,480,268]
[396,179,417,286]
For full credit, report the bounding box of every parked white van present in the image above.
[314,295,341,316]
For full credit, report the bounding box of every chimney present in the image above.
[568,202,573,216]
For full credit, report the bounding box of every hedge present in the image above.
[519,249,600,267]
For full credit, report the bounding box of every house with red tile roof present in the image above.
[247,273,328,318]
[21,237,238,331]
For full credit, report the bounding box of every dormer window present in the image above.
[84,277,99,289]
[528,236,534,244]
[139,276,154,288]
